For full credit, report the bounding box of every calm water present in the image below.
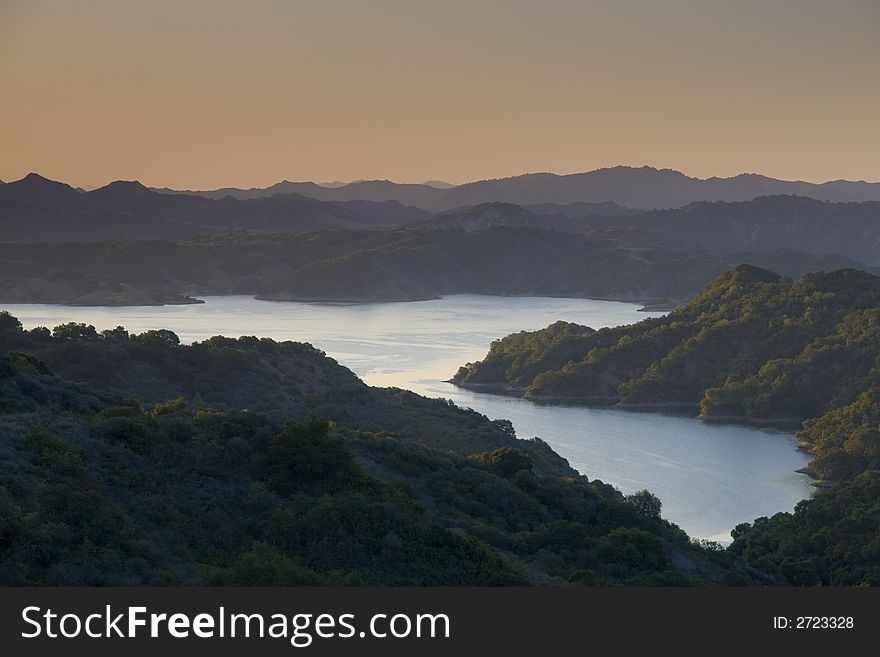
[6,295,813,542]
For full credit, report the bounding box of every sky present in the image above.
[1,0,878,189]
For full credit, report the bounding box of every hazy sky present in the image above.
[1,0,878,188]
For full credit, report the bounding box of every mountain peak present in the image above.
[19,172,61,185]
[719,264,783,286]
[2,172,81,202]
[422,180,455,189]
[99,180,150,192]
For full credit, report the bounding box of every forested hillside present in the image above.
[0,311,723,586]
[453,265,880,479]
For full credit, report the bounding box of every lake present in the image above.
[5,294,813,542]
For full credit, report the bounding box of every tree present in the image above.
[0,311,22,332]
[151,397,191,418]
[52,322,98,340]
[626,489,662,520]
[134,329,180,348]
[475,447,534,478]
[29,326,51,341]
[267,418,362,495]
[101,326,130,343]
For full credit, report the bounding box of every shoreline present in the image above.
[1,290,681,309]
[451,382,806,427]
[0,296,204,308]
[451,380,821,484]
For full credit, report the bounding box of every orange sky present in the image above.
[1,0,878,189]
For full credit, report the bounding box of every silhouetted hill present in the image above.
[0,174,430,241]
[579,195,880,265]
[0,172,83,205]
[6,175,880,268]
[84,180,209,219]
[416,196,880,266]
[155,179,446,207]
[154,166,880,210]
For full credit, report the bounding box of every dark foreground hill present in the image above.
[0,312,727,586]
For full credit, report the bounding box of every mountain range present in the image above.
[151,166,880,210]
[3,172,880,266]
[0,174,431,241]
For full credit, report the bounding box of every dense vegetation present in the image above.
[453,266,880,585]
[454,265,880,479]
[0,311,724,585]
[727,472,880,586]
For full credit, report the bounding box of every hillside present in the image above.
[0,228,736,305]
[453,265,880,483]
[0,311,722,586]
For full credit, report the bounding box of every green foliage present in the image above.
[626,490,662,520]
[797,388,880,481]
[151,397,191,418]
[450,266,880,585]
[598,527,668,571]
[0,311,22,332]
[101,326,130,343]
[52,322,99,340]
[28,326,51,341]
[133,329,180,348]
[23,426,86,478]
[267,418,364,495]
[730,472,880,586]
[456,266,880,481]
[9,352,51,375]
[475,447,534,478]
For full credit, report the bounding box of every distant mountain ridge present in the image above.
[0,173,431,241]
[3,172,880,268]
[151,166,880,210]
[576,195,880,265]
